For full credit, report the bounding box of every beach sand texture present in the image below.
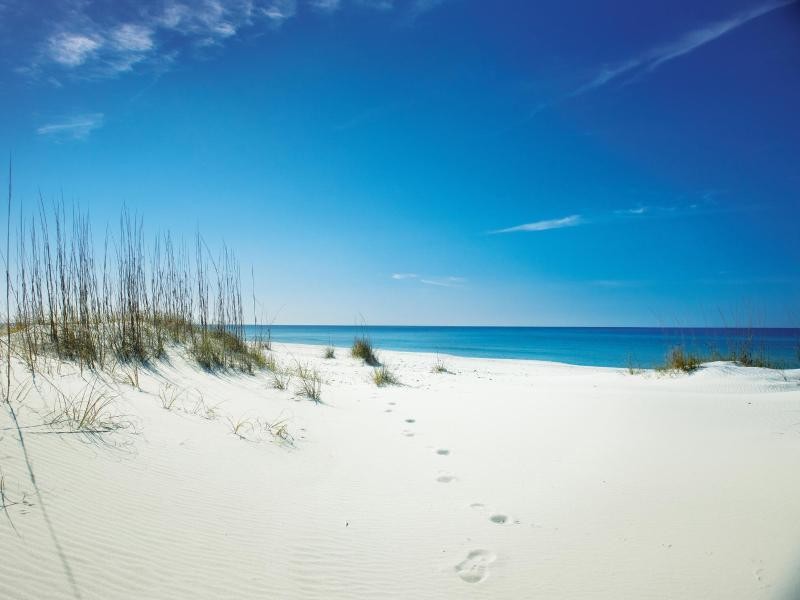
[2,342,800,599]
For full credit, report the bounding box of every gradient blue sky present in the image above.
[1,0,798,326]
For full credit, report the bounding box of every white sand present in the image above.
[1,343,800,599]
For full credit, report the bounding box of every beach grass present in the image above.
[295,363,322,401]
[8,201,263,375]
[659,347,703,373]
[372,365,399,386]
[271,366,292,390]
[431,357,452,374]
[351,336,379,366]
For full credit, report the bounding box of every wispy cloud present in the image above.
[262,0,298,24]
[391,273,465,288]
[420,276,466,288]
[615,206,648,216]
[24,0,296,81]
[308,0,341,12]
[356,0,395,10]
[36,113,105,140]
[571,0,796,98]
[491,197,730,235]
[48,33,102,67]
[491,214,583,234]
[409,0,448,18]
[17,0,452,82]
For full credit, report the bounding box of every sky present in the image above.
[0,0,798,326]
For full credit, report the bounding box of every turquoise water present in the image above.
[244,326,800,369]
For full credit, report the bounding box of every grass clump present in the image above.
[372,365,399,386]
[271,367,292,390]
[431,357,452,374]
[226,415,254,439]
[351,336,379,366]
[159,383,182,410]
[47,381,123,433]
[323,345,335,359]
[626,353,644,375]
[190,329,266,373]
[295,363,322,402]
[659,347,703,373]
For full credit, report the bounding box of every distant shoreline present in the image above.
[248,325,800,369]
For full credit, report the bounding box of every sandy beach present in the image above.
[2,342,799,599]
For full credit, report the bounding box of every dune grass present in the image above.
[657,341,781,374]
[8,201,264,375]
[351,335,379,366]
[658,347,703,373]
[323,345,335,359]
[372,365,399,386]
[271,367,292,390]
[431,356,452,374]
[295,362,323,402]
[47,380,124,434]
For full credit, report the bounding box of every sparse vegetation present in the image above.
[226,415,253,439]
[431,357,451,374]
[295,363,322,402]
[186,390,219,420]
[262,415,293,444]
[626,353,643,375]
[323,345,335,359]
[656,341,782,374]
[351,335,379,366]
[271,367,292,390]
[159,383,181,411]
[372,365,399,386]
[658,347,703,373]
[47,380,123,433]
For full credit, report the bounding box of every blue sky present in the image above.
[0,0,798,326]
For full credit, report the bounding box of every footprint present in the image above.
[436,475,456,483]
[469,502,485,510]
[405,418,416,424]
[455,549,496,584]
[385,409,393,413]
[402,430,415,437]
[388,402,396,406]
[489,514,508,525]
[436,449,450,456]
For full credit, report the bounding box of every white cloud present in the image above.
[112,24,155,52]
[410,0,447,17]
[26,0,440,82]
[48,33,102,67]
[36,113,105,140]
[420,276,466,288]
[572,0,795,97]
[356,0,395,10]
[393,273,465,287]
[309,0,341,11]
[262,0,297,23]
[491,214,583,234]
[614,206,648,216]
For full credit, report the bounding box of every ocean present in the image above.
[244,325,800,369]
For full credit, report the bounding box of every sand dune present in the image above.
[1,343,799,599]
